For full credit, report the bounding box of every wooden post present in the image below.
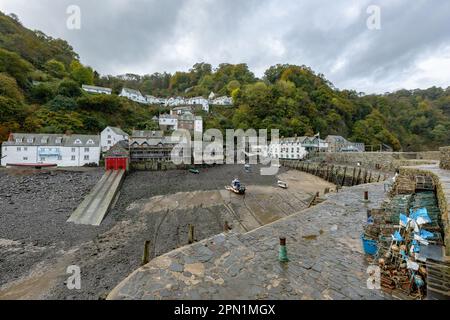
[356,168,362,185]
[224,221,231,232]
[363,170,368,184]
[368,171,372,183]
[377,174,381,182]
[329,165,334,182]
[188,224,195,244]
[341,166,347,186]
[141,240,150,266]
[351,167,357,186]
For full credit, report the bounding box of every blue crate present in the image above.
[361,235,378,255]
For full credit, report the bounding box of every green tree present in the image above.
[44,59,66,78]
[0,72,24,102]
[57,79,82,97]
[0,48,33,87]
[69,60,94,85]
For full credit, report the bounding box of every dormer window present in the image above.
[87,139,94,145]
[55,137,63,144]
[74,139,82,145]
[27,137,34,143]
[41,137,48,144]
[15,138,23,143]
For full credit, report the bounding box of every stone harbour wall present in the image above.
[400,166,450,257]
[311,152,439,172]
[440,147,450,170]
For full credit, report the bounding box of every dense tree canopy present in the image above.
[0,11,449,151]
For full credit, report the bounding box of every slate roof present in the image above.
[108,127,129,137]
[3,133,100,147]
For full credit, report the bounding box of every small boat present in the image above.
[277,180,288,189]
[225,184,246,195]
[189,168,200,174]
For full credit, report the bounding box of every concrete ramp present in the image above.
[67,170,125,226]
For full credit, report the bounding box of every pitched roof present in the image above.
[108,127,128,137]
[121,87,143,96]
[131,130,164,138]
[82,85,112,93]
[3,133,100,147]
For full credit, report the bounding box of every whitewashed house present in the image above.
[101,127,129,152]
[82,85,112,95]
[269,137,308,160]
[211,96,233,106]
[159,114,179,131]
[119,88,147,104]
[165,96,187,107]
[145,95,165,105]
[187,96,210,112]
[1,133,100,167]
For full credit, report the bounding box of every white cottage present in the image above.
[269,137,308,160]
[119,88,147,104]
[211,96,233,106]
[101,127,129,152]
[1,133,100,167]
[82,85,112,95]
[145,95,165,105]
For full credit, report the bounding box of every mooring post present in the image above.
[364,191,369,201]
[351,167,357,186]
[341,166,347,186]
[141,240,150,266]
[224,221,230,232]
[377,174,381,182]
[324,187,330,194]
[188,224,195,244]
[279,237,289,262]
[356,168,362,185]
[368,171,372,183]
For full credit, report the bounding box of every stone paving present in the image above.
[108,183,389,300]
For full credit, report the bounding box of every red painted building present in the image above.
[104,141,129,171]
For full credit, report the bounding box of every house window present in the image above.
[57,156,62,160]
[108,135,111,139]
[24,147,28,151]
[74,139,82,144]
[23,157,28,161]
[71,155,76,161]
[27,138,34,143]
[55,137,63,144]
[15,138,22,143]
[84,148,90,152]
[108,140,112,145]
[87,139,94,145]
[72,148,76,152]
[17,147,21,151]
[84,155,89,160]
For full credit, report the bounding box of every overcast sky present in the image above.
[1,0,449,93]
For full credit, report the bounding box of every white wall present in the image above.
[1,145,100,167]
[101,127,129,152]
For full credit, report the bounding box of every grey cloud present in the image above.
[0,0,449,93]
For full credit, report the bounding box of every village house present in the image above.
[100,126,129,152]
[165,96,187,107]
[187,96,210,112]
[119,88,147,104]
[325,135,365,152]
[145,95,165,105]
[1,133,100,167]
[269,137,308,160]
[211,96,233,106]
[128,131,188,162]
[159,114,179,131]
[268,135,328,160]
[82,85,112,95]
